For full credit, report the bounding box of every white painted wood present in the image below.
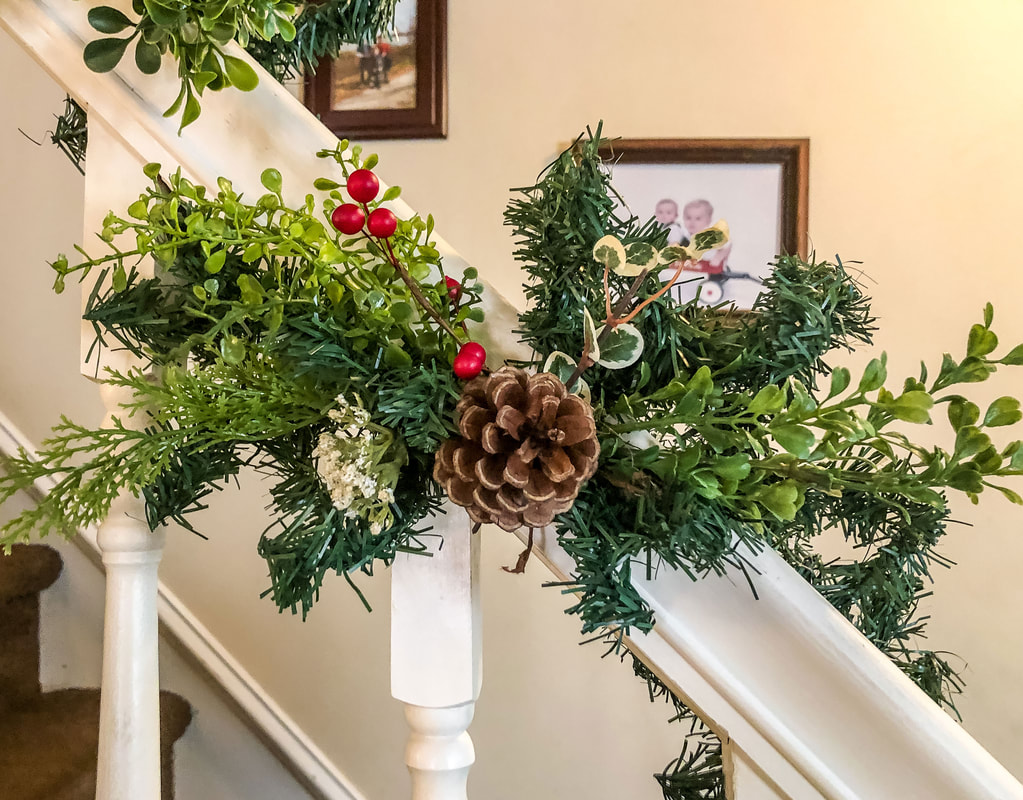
[392,509,481,798]
[81,115,166,799]
[517,524,1023,800]
[92,351,165,800]
[6,0,1023,797]
[726,744,796,800]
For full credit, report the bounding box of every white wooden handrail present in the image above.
[3,0,1023,797]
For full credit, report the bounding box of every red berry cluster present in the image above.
[330,169,397,239]
[327,167,485,379]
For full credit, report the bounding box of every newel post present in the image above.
[391,507,482,799]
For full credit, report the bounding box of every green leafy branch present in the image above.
[604,306,1023,524]
[53,152,479,373]
[84,0,297,129]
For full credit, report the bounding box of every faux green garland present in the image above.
[5,142,484,613]
[3,128,1022,798]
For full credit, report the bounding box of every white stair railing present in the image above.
[4,0,1023,797]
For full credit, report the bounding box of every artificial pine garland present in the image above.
[2,143,486,614]
[247,0,399,82]
[3,127,1023,798]
[50,95,88,175]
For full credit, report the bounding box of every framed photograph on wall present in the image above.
[599,139,809,311]
[303,0,447,139]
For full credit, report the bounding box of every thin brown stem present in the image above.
[502,527,534,574]
[379,236,461,344]
[603,259,612,322]
[617,259,690,325]
[565,269,651,391]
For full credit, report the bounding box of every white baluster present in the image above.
[83,120,166,800]
[92,360,165,800]
[391,509,481,799]
[95,498,165,800]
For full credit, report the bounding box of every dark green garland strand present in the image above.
[508,127,969,799]
[248,0,400,81]
[50,96,88,175]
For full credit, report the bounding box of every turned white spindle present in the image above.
[94,488,166,800]
[392,509,481,799]
[84,119,167,800]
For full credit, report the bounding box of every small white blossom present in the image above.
[312,393,406,536]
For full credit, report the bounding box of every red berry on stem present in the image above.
[445,276,462,301]
[367,207,398,238]
[460,342,485,362]
[453,342,487,380]
[331,203,366,235]
[347,169,380,203]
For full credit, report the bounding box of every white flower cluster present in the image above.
[313,394,399,536]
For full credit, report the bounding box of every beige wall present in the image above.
[3,0,1023,796]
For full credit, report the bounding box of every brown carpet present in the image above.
[0,544,191,799]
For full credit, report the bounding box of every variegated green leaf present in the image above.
[595,323,644,369]
[583,307,601,361]
[624,241,658,272]
[543,351,590,400]
[592,234,626,273]
[689,220,730,259]
[658,244,691,265]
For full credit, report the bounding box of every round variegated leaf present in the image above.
[592,234,626,273]
[542,351,591,401]
[689,220,730,258]
[595,323,644,369]
[658,244,690,265]
[624,241,659,273]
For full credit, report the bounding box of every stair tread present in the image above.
[0,688,192,800]
[0,544,63,602]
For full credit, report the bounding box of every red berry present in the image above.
[459,342,486,362]
[367,207,398,238]
[445,276,462,300]
[347,169,380,203]
[331,203,366,235]
[453,342,486,380]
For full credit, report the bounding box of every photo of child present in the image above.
[612,160,786,310]
[654,198,686,245]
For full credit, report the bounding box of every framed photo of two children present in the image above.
[600,139,809,311]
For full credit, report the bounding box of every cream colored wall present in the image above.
[3,0,1023,797]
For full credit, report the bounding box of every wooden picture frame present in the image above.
[599,139,809,310]
[303,0,447,140]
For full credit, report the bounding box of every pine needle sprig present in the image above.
[0,418,195,546]
[249,0,400,81]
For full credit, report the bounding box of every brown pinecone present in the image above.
[434,367,600,531]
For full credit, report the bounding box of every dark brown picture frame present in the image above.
[304,0,447,140]
[599,138,809,258]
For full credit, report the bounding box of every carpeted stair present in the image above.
[0,544,192,799]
